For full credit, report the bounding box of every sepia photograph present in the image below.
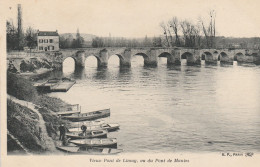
[1,0,260,166]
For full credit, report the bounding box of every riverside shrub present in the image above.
[7,72,38,102]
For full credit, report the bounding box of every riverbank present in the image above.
[7,72,72,154]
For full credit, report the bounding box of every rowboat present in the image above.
[69,123,120,132]
[69,120,105,128]
[80,148,123,155]
[56,110,81,116]
[56,145,80,153]
[62,109,110,122]
[69,138,117,148]
[56,146,123,155]
[66,130,108,139]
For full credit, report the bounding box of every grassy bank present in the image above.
[7,99,45,153]
[7,72,71,153]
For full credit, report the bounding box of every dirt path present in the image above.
[7,95,59,154]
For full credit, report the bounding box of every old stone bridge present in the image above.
[7,47,260,71]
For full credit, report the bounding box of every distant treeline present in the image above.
[6,18,260,50]
[91,36,162,48]
[90,36,260,49]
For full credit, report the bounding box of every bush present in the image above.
[7,72,38,102]
[35,95,69,113]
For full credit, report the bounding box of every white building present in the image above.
[37,30,59,51]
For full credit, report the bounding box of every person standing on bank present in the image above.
[81,125,87,136]
[59,124,67,141]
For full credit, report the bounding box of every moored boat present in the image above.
[56,145,80,153]
[56,146,123,155]
[69,138,117,148]
[69,120,105,128]
[62,109,110,122]
[79,148,123,155]
[66,130,108,139]
[69,123,120,132]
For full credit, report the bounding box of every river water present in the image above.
[47,56,260,153]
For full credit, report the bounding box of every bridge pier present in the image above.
[120,49,131,67]
[237,54,254,64]
[167,50,181,65]
[75,51,86,68]
[144,50,158,67]
[220,51,234,65]
[205,52,218,65]
[186,50,201,65]
[98,49,108,67]
[254,52,260,65]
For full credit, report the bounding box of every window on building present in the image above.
[39,39,43,43]
[48,46,55,50]
[39,46,43,50]
[49,39,53,43]
[44,39,48,43]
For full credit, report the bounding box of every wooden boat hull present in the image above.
[79,148,123,155]
[66,130,108,139]
[56,146,80,153]
[69,120,105,128]
[68,123,120,132]
[62,109,110,122]
[69,138,117,148]
[56,110,80,116]
[57,146,123,155]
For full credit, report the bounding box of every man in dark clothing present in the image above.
[81,125,87,136]
[59,124,67,141]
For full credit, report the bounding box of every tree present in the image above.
[25,26,37,51]
[92,37,104,47]
[169,17,181,47]
[160,22,170,47]
[6,20,18,51]
[152,36,162,47]
[143,35,152,47]
[200,10,216,48]
[74,28,84,48]
[59,36,67,49]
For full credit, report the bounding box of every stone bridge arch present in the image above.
[132,52,151,66]
[203,50,219,64]
[180,50,201,65]
[156,49,180,65]
[234,52,244,62]
[108,53,125,67]
[236,52,256,63]
[85,54,102,67]
[219,51,233,64]
[62,56,77,70]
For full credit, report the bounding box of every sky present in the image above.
[2,0,260,38]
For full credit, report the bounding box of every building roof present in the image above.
[38,31,59,36]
